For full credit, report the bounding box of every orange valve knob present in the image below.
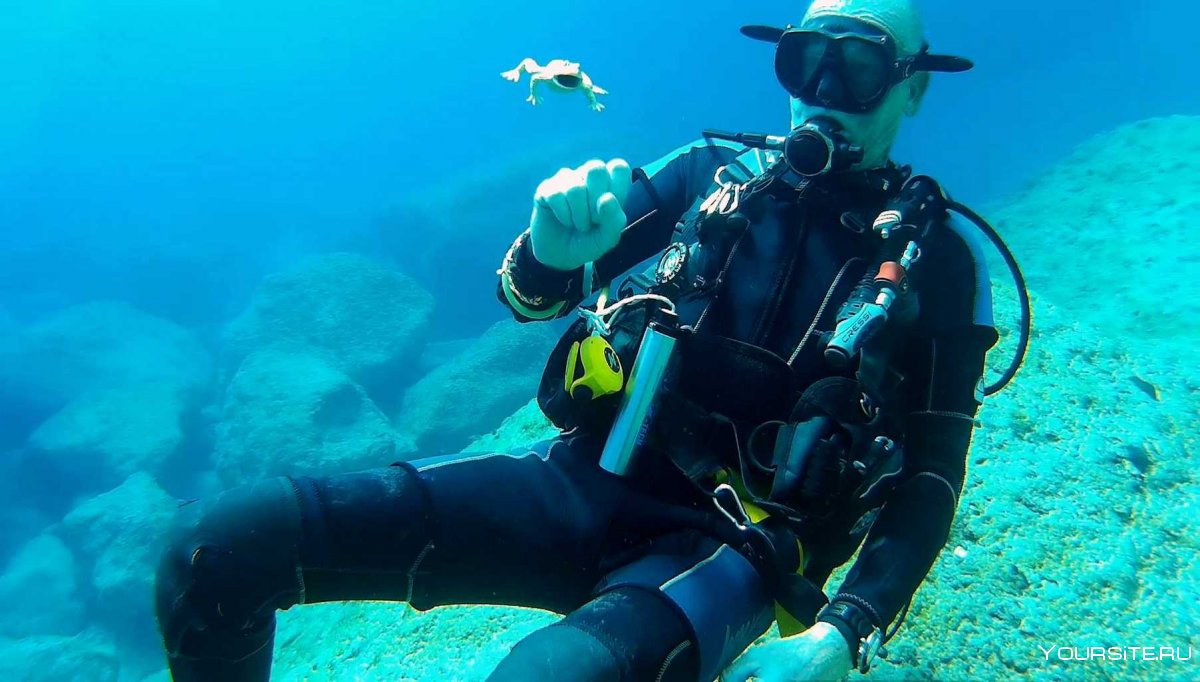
[875,261,906,287]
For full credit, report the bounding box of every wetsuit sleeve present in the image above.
[821,213,1000,638]
[497,142,742,322]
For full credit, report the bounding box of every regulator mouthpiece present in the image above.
[785,117,864,177]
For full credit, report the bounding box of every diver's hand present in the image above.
[501,68,522,82]
[720,623,854,682]
[529,158,632,270]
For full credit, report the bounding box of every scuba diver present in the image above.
[155,0,1030,680]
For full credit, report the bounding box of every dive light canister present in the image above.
[599,310,682,476]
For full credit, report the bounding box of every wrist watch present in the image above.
[818,600,886,673]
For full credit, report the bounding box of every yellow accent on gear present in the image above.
[725,472,811,637]
[565,333,624,400]
[501,271,565,320]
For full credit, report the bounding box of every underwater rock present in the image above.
[0,506,52,569]
[214,349,410,486]
[889,305,1198,670]
[274,602,555,682]
[417,337,476,375]
[396,320,558,455]
[0,300,211,410]
[58,473,177,641]
[0,629,120,682]
[0,301,213,447]
[465,399,558,454]
[223,252,433,407]
[0,533,84,638]
[990,115,1200,342]
[26,382,195,494]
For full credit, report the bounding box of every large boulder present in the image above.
[58,473,177,641]
[0,300,211,411]
[416,337,475,375]
[0,505,52,570]
[214,349,409,486]
[0,301,212,448]
[223,253,433,406]
[465,399,557,454]
[0,629,120,682]
[396,320,558,455]
[989,115,1200,345]
[26,382,196,494]
[0,534,84,638]
[274,602,555,681]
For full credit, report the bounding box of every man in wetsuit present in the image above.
[155,1,1002,680]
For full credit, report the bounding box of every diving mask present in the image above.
[742,19,973,114]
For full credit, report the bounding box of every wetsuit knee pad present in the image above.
[566,587,700,682]
[488,588,698,682]
[597,542,775,682]
[659,546,774,682]
[488,621,620,682]
[156,477,306,661]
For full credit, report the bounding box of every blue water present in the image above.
[2,0,1196,334]
[0,1,1197,680]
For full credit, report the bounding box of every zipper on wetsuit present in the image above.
[751,204,809,347]
[655,640,692,682]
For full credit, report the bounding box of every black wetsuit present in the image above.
[155,140,997,682]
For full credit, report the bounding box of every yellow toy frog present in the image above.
[501,58,609,112]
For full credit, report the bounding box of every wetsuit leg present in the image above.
[155,437,637,681]
[488,530,776,682]
[486,587,699,682]
[155,469,433,681]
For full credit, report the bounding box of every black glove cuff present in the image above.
[510,231,582,302]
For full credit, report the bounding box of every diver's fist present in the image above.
[529,159,632,270]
